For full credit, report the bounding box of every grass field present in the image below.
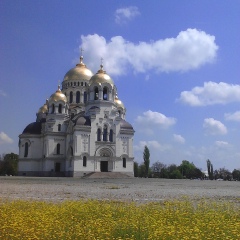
[1,199,240,240]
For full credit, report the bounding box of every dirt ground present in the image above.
[0,176,239,203]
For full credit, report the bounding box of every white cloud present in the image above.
[135,110,176,129]
[80,28,218,76]
[173,134,185,144]
[134,140,171,152]
[0,132,13,144]
[203,118,227,135]
[215,141,229,147]
[225,111,240,122]
[0,90,7,97]
[178,82,240,106]
[115,6,140,24]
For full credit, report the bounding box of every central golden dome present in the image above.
[49,86,67,102]
[89,64,114,85]
[63,56,93,81]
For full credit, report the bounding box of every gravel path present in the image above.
[1,176,239,203]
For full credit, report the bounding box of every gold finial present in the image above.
[97,57,106,74]
[80,48,84,63]
[80,47,84,56]
[100,57,104,69]
[57,81,61,92]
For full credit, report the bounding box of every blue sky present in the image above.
[0,0,239,171]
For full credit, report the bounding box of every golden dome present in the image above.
[37,102,48,114]
[63,56,93,81]
[89,64,114,86]
[115,95,125,109]
[49,86,67,102]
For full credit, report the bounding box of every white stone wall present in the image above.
[19,136,42,159]
[18,159,41,172]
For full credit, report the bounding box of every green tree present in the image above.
[167,164,182,179]
[143,146,150,178]
[178,160,203,179]
[207,159,214,180]
[178,160,195,179]
[138,163,146,178]
[0,153,18,175]
[169,169,182,179]
[151,161,166,178]
[134,162,139,177]
[232,169,240,181]
[214,167,232,180]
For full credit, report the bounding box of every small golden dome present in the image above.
[89,64,114,86]
[49,85,67,102]
[38,102,48,114]
[63,56,93,81]
[115,95,125,109]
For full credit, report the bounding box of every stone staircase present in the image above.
[83,172,133,179]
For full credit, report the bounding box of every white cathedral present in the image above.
[18,55,135,177]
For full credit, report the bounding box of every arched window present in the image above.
[70,147,73,156]
[81,82,83,86]
[76,91,80,103]
[109,129,113,142]
[84,91,87,103]
[51,104,55,113]
[58,104,62,113]
[83,156,87,167]
[70,92,73,103]
[103,87,108,100]
[57,143,60,155]
[24,142,28,157]
[58,124,61,131]
[94,87,99,100]
[103,126,107,142]
[97,128,101,141]
[123,158,126,168]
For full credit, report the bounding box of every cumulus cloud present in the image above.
[178,82,240,106]
[0,90,7,97]
[203,118,227,135]
[80,28,218,76]
[135,110,176,129]
[115,6,140,24]
[134,140,171,152]
[0,132,13,144]
[173,134,185,144]
[225,111,240,122]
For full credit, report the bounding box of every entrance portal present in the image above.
[55,162,61,172]
[100,161,108,172]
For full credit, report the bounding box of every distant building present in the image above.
[202,170,209,178]
[18,55,135,177]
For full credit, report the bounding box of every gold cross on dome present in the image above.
[80,47,84,56]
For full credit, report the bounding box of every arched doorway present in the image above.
[100,161,108,172]
[98,148,113,172]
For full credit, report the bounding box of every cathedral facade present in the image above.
[18,55,135,177]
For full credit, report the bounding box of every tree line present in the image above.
[1,149,240,181]
[134,146,240,181]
